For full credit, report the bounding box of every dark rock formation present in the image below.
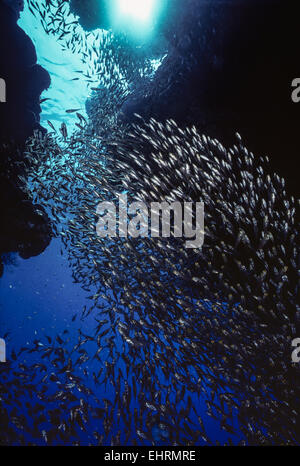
[72,0,300,197]
[122,0,299,197]
[0,0,52,275]
[69,0,111,31]
[0,0,51,143]
[0,176,52,278]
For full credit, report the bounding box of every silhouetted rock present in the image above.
[73,0,299,197]
[0,141,52,276]
[0,0,50,143]
[70,0,111,31]
[0,0,52,273]
[0,182,52,256]
[122,0,299,196]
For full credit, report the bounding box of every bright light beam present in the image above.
[117,0,156,23]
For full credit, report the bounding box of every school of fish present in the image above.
[0,0,299,446]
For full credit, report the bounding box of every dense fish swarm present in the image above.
[0,0,299,447]
[2,113,298,445]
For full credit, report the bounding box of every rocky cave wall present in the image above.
[0,0,52,276]
[72,0,299,198]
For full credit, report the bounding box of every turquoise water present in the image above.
[19,4,163,133]
[19,5,93,131]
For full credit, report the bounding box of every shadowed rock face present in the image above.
[72,0,299,198]
[0,165,52,278]
[122,0,299,197]
[69,0,111,31]
[0,0,52,274]
[0,177,52,272]
[0,1,51,143]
